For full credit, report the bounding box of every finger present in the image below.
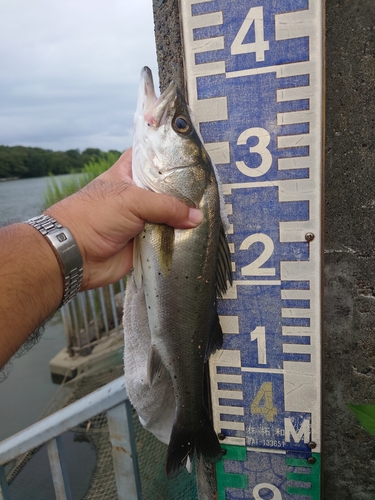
[129,186,203,229]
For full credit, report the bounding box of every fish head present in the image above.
[132,66,212,207]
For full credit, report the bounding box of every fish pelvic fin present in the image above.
[216,222,233,297]
[147,346,167,388]
[165,414,222,480]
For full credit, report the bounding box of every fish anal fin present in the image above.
[147,346,167,388]
[216,222,233,297]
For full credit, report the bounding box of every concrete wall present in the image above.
[152,0,375,497]
[152,0,185,94]
[324,1,375,498]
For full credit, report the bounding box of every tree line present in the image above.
[0,146,122,179]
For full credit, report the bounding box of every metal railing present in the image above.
[61,280,125,357]
[0,377,141,500]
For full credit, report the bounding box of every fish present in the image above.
[131,66,232,479]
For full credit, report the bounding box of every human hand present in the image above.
[45,148,203,290]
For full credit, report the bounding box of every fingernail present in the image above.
[188,208,204,226]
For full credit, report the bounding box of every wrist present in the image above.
[24,215,83,306]
[0,223,63,364]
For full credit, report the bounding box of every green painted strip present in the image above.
[287,472,313,482]
[310,453,321,497]
[288,486,315,497]
[216,445,248,500]
[287,480,320,498]
[286,457,309,467]
[221,444,247,461]
[286,453,321,500]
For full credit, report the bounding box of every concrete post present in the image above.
[152,0,375,498]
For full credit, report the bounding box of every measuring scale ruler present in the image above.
[180,1,324,498]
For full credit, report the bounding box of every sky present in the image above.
[0,0,159,152]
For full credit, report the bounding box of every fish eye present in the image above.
[173,115,191,135]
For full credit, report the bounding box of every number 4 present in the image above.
[251,382,278,422]
[231,6,269,62]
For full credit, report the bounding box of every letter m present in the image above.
[284,418,310,444]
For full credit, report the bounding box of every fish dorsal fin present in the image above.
[147,346,167,388]
[216,222,232,297]
[205,311,223,362]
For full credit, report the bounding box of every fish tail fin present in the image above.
[165,416,222,479]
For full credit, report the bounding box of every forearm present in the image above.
[0,223,63,367]
[0,150,202,371]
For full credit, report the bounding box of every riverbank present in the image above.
[0,145,120,180]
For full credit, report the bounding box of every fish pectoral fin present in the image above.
[205,312,223,362]
[147,347,167,388]
[216,221,233,297]
[156,224,174,274]
[132,234,143,289]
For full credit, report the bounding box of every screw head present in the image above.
[307,457,316,464]
[308,441,317,449]
[218,433,226,441]
[305,232,315,242]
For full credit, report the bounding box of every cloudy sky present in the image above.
[0,0,159,152]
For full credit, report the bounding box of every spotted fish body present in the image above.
[132,67,232,479]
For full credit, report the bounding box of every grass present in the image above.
[43,151,121,209]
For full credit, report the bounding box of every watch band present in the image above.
[24,215,83,306]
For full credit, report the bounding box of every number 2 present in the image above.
[240,233,276,276]
[253,483,282,500]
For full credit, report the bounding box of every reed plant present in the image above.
[42,151,125,345]
[43,151,121,209]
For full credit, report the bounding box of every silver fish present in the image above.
[132,66,232,479]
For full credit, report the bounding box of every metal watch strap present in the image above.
[24,215,83,306]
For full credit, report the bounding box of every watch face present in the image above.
[56,232,68,243]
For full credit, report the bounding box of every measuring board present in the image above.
[180,1,323,498]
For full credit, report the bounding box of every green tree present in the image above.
[0,145,124,179]
[43,151,121,209]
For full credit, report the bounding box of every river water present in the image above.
[0,176,69,441]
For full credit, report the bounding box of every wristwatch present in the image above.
[24,215,83,306]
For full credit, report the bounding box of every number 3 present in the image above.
[236,127,272,178]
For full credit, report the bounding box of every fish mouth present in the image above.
[140,66,177,129]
